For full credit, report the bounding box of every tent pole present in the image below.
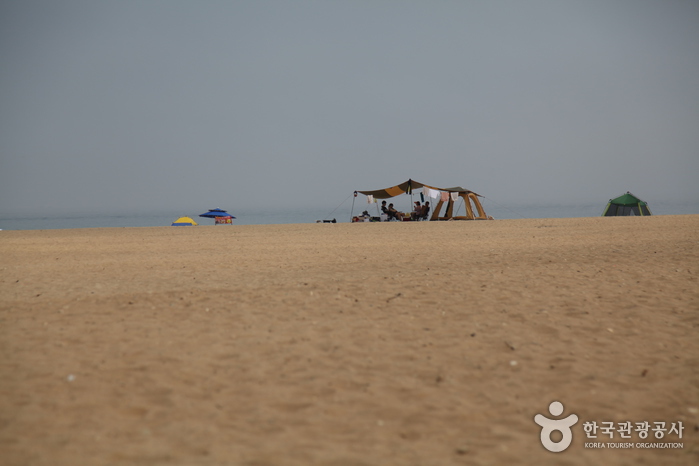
[350,192,357,222]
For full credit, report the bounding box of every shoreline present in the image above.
[1,211,698,232]
[2,199,698,231]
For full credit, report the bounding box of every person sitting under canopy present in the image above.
[419,202,430,220]
[387,203,404,221]
[411,201,422,220]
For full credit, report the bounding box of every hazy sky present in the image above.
[1,0,698,215]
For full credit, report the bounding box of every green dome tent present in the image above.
[602,192,652,216]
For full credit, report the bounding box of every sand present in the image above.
[1,215,698,465]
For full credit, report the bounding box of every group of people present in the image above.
[381,200,430,221]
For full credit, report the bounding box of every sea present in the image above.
[0,200,697,231]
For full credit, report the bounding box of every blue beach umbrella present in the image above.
[198,208,236,219]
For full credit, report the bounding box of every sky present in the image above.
[1,0,698,215]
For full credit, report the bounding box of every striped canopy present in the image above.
[357,179,479,199]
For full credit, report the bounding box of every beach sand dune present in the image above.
[1,216,698,465]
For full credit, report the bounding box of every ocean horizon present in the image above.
[1,200,698,231]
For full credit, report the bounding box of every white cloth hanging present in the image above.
[366,195,374,204]
[423,187,440,199]
[451,192,459,202]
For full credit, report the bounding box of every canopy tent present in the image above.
[602,192,652,216]
[171,216,198,226]
[356,179,479,199]
[355,179,490,221]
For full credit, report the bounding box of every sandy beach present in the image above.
[1,215,697,465]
